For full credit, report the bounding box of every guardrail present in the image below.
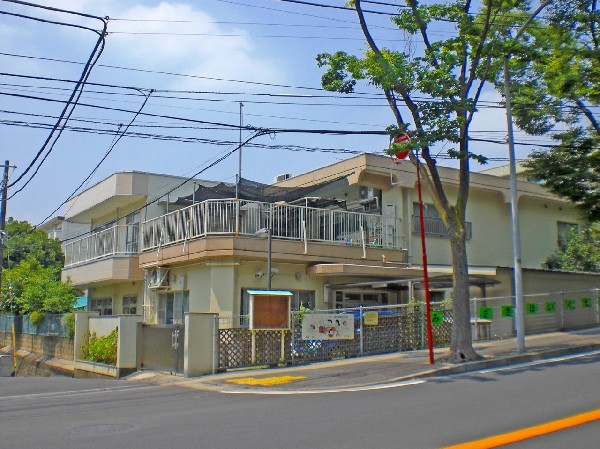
[141,199,406,252]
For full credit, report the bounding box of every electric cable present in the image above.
[6,12,108,193]
[38,90,154,226]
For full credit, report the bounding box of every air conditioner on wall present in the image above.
[359,186,374,201]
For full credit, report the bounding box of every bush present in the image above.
[81,328,118,365]
[30,310,45,327]
[64,313,75,338]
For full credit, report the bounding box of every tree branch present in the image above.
[354,0,406,126]
[576,99,600,134]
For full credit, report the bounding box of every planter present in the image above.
[74,359,118,378]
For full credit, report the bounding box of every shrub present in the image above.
[81,328,118,365]
[64,313,75,338]
[30,310,45,327]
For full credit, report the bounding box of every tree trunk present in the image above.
[448,226,482,362]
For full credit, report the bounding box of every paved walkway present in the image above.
[126,327,600,392]
[6,328,599,389]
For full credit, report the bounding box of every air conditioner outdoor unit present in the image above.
[274,173,292,183]
[359,186,375,201]
[148,267,170,289]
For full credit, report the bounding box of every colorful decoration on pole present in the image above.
[390,133,410,164]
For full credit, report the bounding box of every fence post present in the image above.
[213,314,218,374]
[559,291,565,329]
[359,306,364,355]
[291,310,295,365]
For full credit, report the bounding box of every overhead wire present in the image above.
[5,4,108,195]
[38,90,155,225]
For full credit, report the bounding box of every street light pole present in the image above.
[503,0,552,354]
[255,227,273,291]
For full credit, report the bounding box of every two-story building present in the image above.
[61,154,597,327]
[60,171,216,318]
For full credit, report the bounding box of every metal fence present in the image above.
[216,304,453,370]
[64,224,139,268]
[141,198,406,253]
[216,288,600,371]
[470,288,600,339]
[0,313,71,337]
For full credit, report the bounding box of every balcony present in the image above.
[412,216,472,239]
[64,224,140,268]
[141,199,406,253]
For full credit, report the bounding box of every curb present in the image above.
[403,343,600,382]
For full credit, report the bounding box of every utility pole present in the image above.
[0,160,10,294]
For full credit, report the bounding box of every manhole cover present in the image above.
[70,423,134,435]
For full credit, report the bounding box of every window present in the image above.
[122,296,138,315]
[158,291,189,324]
[125,212,140,252]
[240,289,315,316]
[429,291,445,302]
[557,222,578,248]
[93,220,116,233]
[335,291,389,308]
[90,298,112,316]
[412,202,472,239]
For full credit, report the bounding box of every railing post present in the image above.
[113,225,118,256]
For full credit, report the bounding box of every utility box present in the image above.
[0,354,13,377]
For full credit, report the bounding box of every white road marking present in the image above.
[0,384,158,401]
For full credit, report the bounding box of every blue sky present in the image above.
[1,0,543,225]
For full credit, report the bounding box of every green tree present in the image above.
[2,218,64,270]
[0,219,77,314]
[507,0,599,219]
[545,226,600,272]
[317,1,539,362]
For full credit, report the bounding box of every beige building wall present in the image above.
[88,282,144,315]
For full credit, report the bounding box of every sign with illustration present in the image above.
[301,314,355,340]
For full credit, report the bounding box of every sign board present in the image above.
[363,311,379,326]
[301,314,355,340]
[391,133,411,163]
[248,290,292,330]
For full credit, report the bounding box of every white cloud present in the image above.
[105,2,285,90]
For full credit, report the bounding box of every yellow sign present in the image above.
[363,311,379,326]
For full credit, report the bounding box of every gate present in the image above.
[140,324,184,374]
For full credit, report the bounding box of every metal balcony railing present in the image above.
[412,216,472,239]
[141,199,407,253]
[64,224,139,268]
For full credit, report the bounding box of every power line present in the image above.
[38,90,154,225]
[6,8,108,194]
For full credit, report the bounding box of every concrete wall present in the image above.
[184,313,218,377]
[0,332,74,359]
[76,314,140,371]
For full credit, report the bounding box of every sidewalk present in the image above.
[127,327,600,392]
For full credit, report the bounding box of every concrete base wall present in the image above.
[0,332,74,359]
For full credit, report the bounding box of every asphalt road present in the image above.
[1,352,599,449]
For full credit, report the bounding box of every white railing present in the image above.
[141,199,406,253]
[64,224,139,268]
